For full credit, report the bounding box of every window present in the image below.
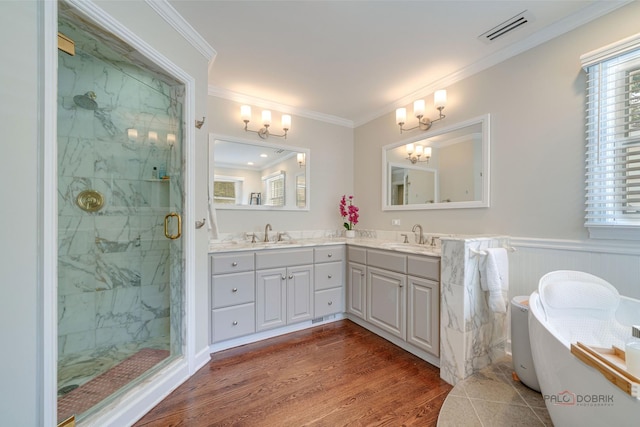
[262,171,285,206]
[213,176,243,204]
[582,34,640,239]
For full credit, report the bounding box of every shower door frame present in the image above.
[41,1,197,425]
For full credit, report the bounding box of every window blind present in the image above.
[583,35,640,238]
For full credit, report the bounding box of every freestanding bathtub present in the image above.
[529,271,640,427]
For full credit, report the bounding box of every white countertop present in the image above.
[208,237,441,257]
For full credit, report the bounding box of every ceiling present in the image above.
[169,0,626,127]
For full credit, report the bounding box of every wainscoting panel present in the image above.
[508,237,640,300]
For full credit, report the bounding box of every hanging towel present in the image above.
[479,247,509,313]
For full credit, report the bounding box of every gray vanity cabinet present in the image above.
[346,246,367,319]
[313,245,345,317]
[210,252,256,343]
[346,246,441,358]
[366,249,408,340]
[255,248,314,332]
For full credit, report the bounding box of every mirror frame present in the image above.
[382,114,490,210]
[208,133,311,211]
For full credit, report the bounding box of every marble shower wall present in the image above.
[439,236,509,385]
[57,37,184,359]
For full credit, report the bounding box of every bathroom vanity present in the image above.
[209,239,440,367]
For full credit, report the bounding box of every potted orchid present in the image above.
[339,195,359,237]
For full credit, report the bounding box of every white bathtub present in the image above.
[529,271,640,427]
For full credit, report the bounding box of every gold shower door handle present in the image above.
[164,212,182,239]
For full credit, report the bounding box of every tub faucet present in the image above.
[412,224,425,245]
[264,223,272,242]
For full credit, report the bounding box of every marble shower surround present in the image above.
[439,236,509,385]
[57,21,184,362]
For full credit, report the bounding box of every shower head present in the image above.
[73,91,98,110]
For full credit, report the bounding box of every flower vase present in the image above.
[345,229,355,238]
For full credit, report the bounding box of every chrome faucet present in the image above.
[264,223,272,242]
[412,224,425,245]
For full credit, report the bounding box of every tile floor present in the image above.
[437,357,553,426]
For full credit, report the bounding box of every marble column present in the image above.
[439,236,509,385]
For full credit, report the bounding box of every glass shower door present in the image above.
[56,9,184,423]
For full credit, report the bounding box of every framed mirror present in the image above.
[382,114,490,210]
[208,134,310,210]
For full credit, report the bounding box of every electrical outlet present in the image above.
[391,219,401,226]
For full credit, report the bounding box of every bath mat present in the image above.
[57,348,170,422]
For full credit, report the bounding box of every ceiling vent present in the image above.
[478,10,534,44]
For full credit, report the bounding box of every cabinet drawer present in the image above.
[314,262,343,291]
[314,287,343,317]
[348,246,367,264]
[211,252,254,274]
[212,303,255,342]
[255,248,313,269]
[407,255,440,281]
[314,245,345,263]
[367,249,406,274]
[212,271,255,309]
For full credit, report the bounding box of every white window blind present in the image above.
[582,33,640,239]
[262,171,285,207]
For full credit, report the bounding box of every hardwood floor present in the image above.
[135,320,452,426]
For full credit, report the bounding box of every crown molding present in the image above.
[145,0,217,61]
[352,0,632,127]
[208,86,354,128]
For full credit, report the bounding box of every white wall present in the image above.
[208,96,354,234]
[354,2,640,298]
[0,2,41,424]
[355,1,640,240]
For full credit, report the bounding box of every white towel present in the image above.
[479,247,509,313]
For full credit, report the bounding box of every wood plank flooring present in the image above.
[134,320,452,426]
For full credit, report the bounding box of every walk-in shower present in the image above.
[57,4,185,423]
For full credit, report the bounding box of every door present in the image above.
[367,266,406,339]
[56,14,184,422]
[347,262,366,319]
[408,276,440,356]
[287,265,314,323]
[256,268,287,331]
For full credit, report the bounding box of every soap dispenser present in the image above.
[626,325,640,377]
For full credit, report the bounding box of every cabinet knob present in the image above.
[281,275,286,280]
[328,301,333,305]
[231,262,238,267]
[328,274,332,279]
[232,321,238,326]
[399,284,404,288]
[288,275,294,279]
[328,253,332,258]
[232,287,238,292]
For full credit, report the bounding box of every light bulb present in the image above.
[262,110,272,126]
[240,105,252,122]
[434,90,447,109]
[413,100,425,117]
[396,108,407,125]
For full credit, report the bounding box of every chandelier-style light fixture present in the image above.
[395,90,447,134]
[241,105,291,139]
[405,143,431,164]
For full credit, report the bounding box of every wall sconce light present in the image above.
[297,152,306,167]
[396,90,447,134]
[241,105,290,139]
[406,143,431,164]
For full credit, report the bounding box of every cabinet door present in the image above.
[347,262,366,319]
[407,276,440,356]
[367,266,406,339]
[287,265,314,324]
[256,268,287,331]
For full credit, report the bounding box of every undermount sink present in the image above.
[379,242,440,255]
